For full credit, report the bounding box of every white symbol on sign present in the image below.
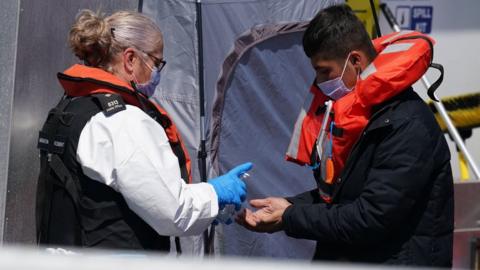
[396,6,411,29]
[414,22,428,33]
[411,6,433,34]
[412,7,432,19]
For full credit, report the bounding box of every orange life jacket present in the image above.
[286,31,435,201]
[57,64,192,182]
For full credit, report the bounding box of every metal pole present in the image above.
[195,0,213,255]
[380,3,480,180]
[422,78,480,180]
[369,0,381,38]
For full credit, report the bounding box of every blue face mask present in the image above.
[135,67,161,98]
[316,53,353,100]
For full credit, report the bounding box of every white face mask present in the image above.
[316,53,353,100]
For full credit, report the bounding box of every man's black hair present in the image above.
[303,4,377,61]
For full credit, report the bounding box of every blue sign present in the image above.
[411,6,433,33]
[395,5,433,34]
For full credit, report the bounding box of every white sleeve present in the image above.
[76,105,218,236]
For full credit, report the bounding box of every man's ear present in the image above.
[350,51,362,66]
[122,48,136,74]
[350,50,369,72]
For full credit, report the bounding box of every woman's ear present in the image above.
[122,48,136,74]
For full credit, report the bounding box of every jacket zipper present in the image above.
[333,104,394,198]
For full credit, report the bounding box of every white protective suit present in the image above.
[77,104,219,236]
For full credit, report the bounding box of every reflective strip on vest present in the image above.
[380,43,415,54]
[381,30,413,44]
[286,91,315,159]
[360,63,377,80]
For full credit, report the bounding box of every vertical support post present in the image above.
[195,0,213,255]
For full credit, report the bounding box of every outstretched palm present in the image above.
[235,197,291,233]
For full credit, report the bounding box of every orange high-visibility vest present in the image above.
[58,64,192,182]
[286,31,435,201]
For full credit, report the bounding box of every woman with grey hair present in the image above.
[36,9,251,251]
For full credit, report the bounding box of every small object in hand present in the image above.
[215,172,250,225]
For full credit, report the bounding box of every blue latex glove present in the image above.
[208,162,253,211]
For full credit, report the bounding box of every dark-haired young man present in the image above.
[236,5,453,267]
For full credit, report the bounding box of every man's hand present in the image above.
[235,197,291,233]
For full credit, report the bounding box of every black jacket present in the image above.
[283,89,454,267]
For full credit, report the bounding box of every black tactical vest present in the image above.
[36,93,188,251]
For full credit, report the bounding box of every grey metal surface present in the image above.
[453,182,480,268]
[454,182,480,230]
[3,0,138,244]
[453,230,480,269]
[0,0,20,244]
